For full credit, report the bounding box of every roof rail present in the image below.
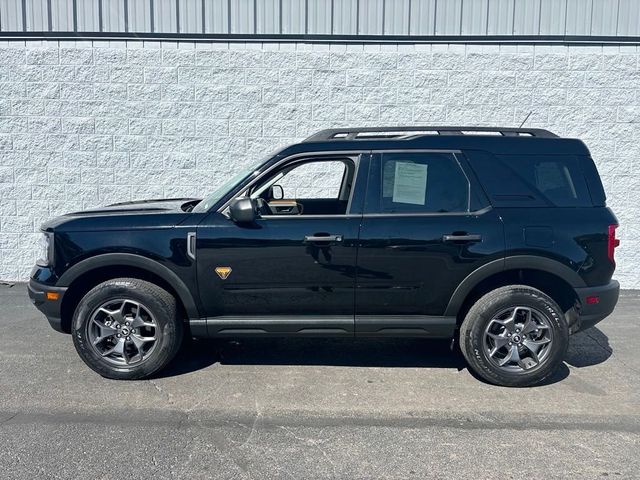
[303,126,559,142]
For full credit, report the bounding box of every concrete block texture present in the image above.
[0,41,638,287]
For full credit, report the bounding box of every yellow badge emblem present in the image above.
[215,267,232,280]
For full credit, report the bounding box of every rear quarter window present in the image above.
[466,151,593,207]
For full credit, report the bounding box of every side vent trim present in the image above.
[187,232,196,260]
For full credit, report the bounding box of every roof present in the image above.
[281,127,590,157]
[304,127,558,141]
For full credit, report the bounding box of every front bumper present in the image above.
[572,280,620,334]
[28,279,68,333]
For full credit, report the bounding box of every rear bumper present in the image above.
[572,280,620,334]
[27,279,68,333]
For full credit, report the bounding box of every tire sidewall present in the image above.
[462,287,569,387]
[72,279,180,380]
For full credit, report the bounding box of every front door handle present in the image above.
[442,233,482,242]
[304,234,343,243]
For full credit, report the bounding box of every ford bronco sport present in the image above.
[28,126,620,387]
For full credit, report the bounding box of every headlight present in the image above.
[37,232,52,266]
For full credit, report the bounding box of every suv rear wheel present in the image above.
[459,285,569,387]
[72,278,183,380]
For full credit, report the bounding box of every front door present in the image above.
[355,151,505,336]
[195,153,368,336]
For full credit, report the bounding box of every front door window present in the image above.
[250,157,355,216]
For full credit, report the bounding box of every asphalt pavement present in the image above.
[0,284,638,479]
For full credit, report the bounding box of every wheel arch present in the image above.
[58,253,199,333]
[445,256,584,322]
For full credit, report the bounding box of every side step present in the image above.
[189,315,456,339]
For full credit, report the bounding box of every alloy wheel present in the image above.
[483,306,554,373]
[87,299,158,366]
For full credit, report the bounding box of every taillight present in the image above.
[608,224,620,264]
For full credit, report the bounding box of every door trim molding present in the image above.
[361,206,492,218]
[200,315,354,337]
[191,315,457,338]
[355,315,456,338]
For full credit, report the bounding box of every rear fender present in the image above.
[444,255,585,317]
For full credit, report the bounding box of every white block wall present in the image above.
[0,40,638,287]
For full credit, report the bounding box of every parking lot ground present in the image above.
[0,284,638,479]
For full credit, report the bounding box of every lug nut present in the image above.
[117,334,121,338]
[125,322,130,326]
[116,325,121,329]
[126,336,130,340]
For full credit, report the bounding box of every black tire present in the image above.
[72,278,183,380]
[459,285,569,387]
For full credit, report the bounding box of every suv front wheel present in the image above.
[72,278,183,380]
[459,285,569,387]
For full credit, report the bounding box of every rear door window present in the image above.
[366,152,470,214]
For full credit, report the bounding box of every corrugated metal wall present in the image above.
[1,0,639,37]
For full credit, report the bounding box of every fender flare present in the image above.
[57,253,200,319]
[444,255,586,317]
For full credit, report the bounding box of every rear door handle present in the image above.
[304,234,343,243]
[442,234,482,242]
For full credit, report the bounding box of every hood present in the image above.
[40,198,202,232]
[68,198,200,215]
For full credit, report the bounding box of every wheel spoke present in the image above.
[131,333,155,350]
[93,334,112,346]
[129,303,155,329]
[126,335,151,363]
[130,315,155,329]
[101,338,125,357]
[493,317,516,334]
[92,317,117,332]
[520,310,537,335]
[498,345,521,367]
[113,338,125,355]
[523,337,551,354]
[99,306,124,324]
[91,317,118,345]
[523,345,540,365]
[122,341,132,365]
[487,333,510,356]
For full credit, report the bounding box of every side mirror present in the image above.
[229,197,257,223]
[271,184,284,200]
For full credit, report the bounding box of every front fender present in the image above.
[57,253,200,319]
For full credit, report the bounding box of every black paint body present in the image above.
[29,134,620,338]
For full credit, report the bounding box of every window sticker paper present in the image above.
[392,161,428,205]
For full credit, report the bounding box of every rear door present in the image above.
[355,150,505,336]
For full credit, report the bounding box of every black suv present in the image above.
[29,126,620,387]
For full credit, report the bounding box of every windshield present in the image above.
[192,159,265,213]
